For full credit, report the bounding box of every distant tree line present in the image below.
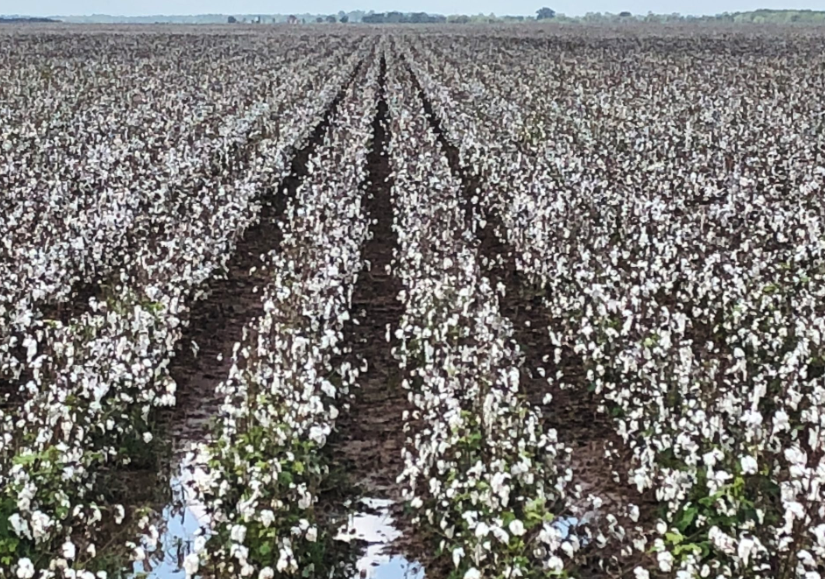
[46,8,825,25]
[0,16,59,23]
[362,11,446,23]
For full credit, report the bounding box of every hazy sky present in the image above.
[3,0,823,17]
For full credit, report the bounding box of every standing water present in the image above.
[336,498,424,579]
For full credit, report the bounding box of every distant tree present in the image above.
[288,14,298,24]
[325,14,337,22]
[315,16,324,22]
[227,15,237,23]
[619,10,632,16]
[536,7,556,19]
[340,14,349,22]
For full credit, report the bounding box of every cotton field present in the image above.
[0,23,823,579]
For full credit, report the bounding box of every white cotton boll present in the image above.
[773,410,790,434]
[306,526,318,542]
[492,526,510,543]
[657,550,673,572]
[309,425,326,445]
[737,536,756,566]
[230,524,247,543]
[260,509,275,528]
[548,556,563,571]
[276,550,290,572]
[183,553,199,577]
[633,568,650,579]
[509,519,526,537]
[16,558,35,579]
[561,541,574,557]
[464,569,481,579]
[259,568,275,579]
[62,540,76,560]
[656,520,667,535]
[813,524,825,546]
[114,505,125,525]
[143,432,153,444]
[452,546,465,568]
[9,513,31,539]
[475,522,490,538]
[740,455,758,475]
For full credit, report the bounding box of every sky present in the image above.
[2,0,823,17]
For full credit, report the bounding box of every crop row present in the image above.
[186,48,381,578]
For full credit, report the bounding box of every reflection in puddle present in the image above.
[127,478,423,579]
[336,498,425,579]
[131,454,210,578]
[553,515,580,540]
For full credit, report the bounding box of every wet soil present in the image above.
[325,54,429,575]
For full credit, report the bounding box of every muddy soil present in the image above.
[326,54,430,576]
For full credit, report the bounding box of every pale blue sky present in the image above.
[3,0,823,17]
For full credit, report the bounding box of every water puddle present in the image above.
[553,515,580,540]
[131,453,211,578]
[336,498,425,579]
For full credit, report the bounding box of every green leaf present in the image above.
[12,453,37,466]
[502,511,516,526]
[665,531,683,545]
[674,542,701,556]
[676,507,697,531]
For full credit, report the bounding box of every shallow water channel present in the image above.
[127,462,424,579]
